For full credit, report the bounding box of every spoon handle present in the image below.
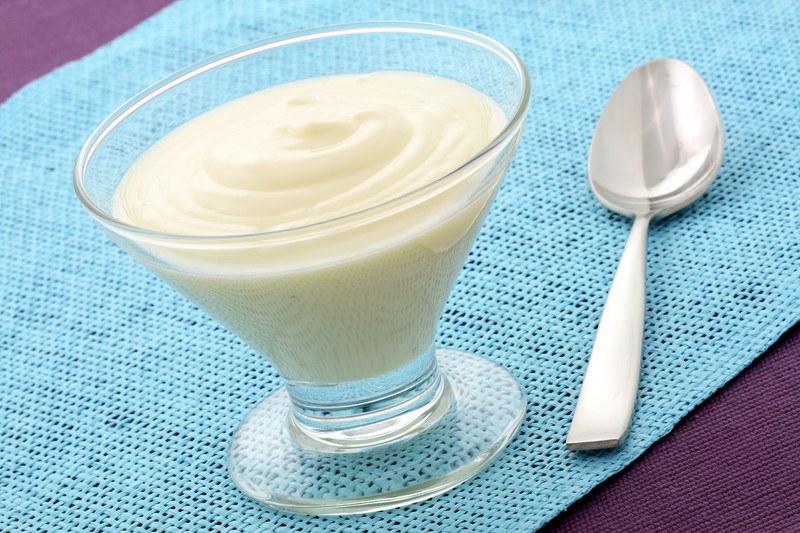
[567,215,650,451]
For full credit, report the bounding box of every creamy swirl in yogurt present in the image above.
[114,71,504,235]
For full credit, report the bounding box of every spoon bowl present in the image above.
[589,58,723,218]
[567,58,723,451]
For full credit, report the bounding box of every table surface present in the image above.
[2,1,798,531]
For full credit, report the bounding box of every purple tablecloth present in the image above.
[546,324,800,532]
[3,1,798,530]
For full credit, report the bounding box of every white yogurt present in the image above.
[113,71,508,382]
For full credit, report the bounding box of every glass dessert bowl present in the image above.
[74,22,531,515]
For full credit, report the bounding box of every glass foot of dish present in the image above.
[227,349,526,515]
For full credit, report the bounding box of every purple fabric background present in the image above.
[2,1,798,530]
[545,324,800,532]
[0,0,172,102]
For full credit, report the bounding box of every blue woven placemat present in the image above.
[2,1,799,530]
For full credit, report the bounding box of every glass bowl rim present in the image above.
[73,21,531,243]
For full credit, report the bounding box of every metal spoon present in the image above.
[566,58,724,451]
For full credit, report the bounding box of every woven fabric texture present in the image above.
[2,0,799,531]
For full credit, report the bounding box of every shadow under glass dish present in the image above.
[74,22,531,515]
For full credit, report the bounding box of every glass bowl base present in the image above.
[227,349,526,515]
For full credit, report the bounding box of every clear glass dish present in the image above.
[74,21,531,515]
